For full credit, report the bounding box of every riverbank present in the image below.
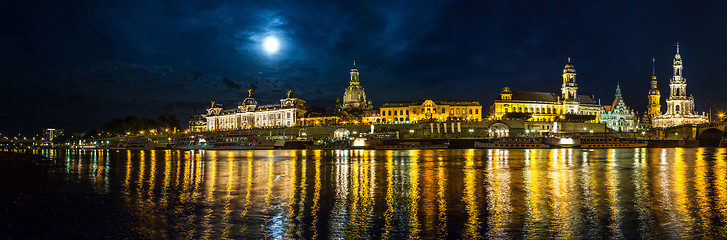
[0,151,141,239]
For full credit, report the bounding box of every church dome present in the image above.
[343,85,366,108]
[563,58,576,74]
[242,97,257,106]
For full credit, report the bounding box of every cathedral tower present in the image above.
[652,43,708,127]
[647,58,661,120]
[561,58,578,102]
[666,43,692,115]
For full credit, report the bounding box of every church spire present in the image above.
[615,82,622,98]
[676,42,680,54]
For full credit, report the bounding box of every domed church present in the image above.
[340,61,371,110]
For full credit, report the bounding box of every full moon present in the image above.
[262,36,280,54]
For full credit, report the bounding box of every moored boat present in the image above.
[474,137,549,149]
[203,135,276,150]
[579,137,647,148]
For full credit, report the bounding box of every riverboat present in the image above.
[171,135,207,150]
[579,137,647,148]
[203,135,276,150]
[474,137,549,149]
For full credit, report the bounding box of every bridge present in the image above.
[696,121,727,147]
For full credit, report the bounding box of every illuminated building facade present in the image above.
[340,62,371,110]
[645,58,661,126]
[652,44,708,127]
[380,99,482,124]
[42,128,64,141]
[600,83,637,131]
[204,90,306,131]
[489,59,601,122]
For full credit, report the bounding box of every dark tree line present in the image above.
[97,114,181,136]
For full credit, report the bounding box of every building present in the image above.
[340,61,371,110]
[204,90,306,131]
[600,83,637,131]
[645,58,661,126]
[652,44,708,128]
[42,128,64,141]
[188,113,206,132]
[380,99,482,124]
[489,58,602,122]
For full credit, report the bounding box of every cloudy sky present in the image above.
[2,0,726,134]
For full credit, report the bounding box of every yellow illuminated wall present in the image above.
[380,99,482,123]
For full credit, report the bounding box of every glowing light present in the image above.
[559,138,574,145]
[353,138,366,147]
[263,36,280,54]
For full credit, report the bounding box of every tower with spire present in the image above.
[652,43,708,127]
[561,58,578,102]
[341,61,370,111]
[601,82,637,131]
[646,58,661,125]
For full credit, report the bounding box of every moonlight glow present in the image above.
[262,36,280,54]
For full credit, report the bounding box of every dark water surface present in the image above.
[38,148,727,239]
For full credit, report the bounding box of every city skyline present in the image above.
[2,0,727,135]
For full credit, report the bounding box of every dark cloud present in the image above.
[222,78,241,89]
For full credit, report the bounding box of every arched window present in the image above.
[675,105,680,113]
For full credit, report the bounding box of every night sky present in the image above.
[2,0,727,135]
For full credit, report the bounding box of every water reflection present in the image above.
[34,148,727,239]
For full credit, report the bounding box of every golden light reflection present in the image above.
[288,152,298,234]
[137,150,146,198]
[715,148,727,236]
[201,151,218,239]
[632,148,653,237]
[486,149,511,239]
[240,151,253,234]
[295,153,307,238]
[147,150,157,200]
[310,152,321,240]
[549,148,575,239]
[409,149,421,239]
[694,148,713,237]
[436,157,448,239]
[222,152,234,238]
[673,148,692,235]
[161,150,171,206]
[261,153,274,235]
[123,150,131,194]
[606,149,622,238]
[382,151,394,239]
[524,148,545,238]
[462,149,480,239]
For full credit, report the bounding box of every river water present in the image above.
[39,148,727,239]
